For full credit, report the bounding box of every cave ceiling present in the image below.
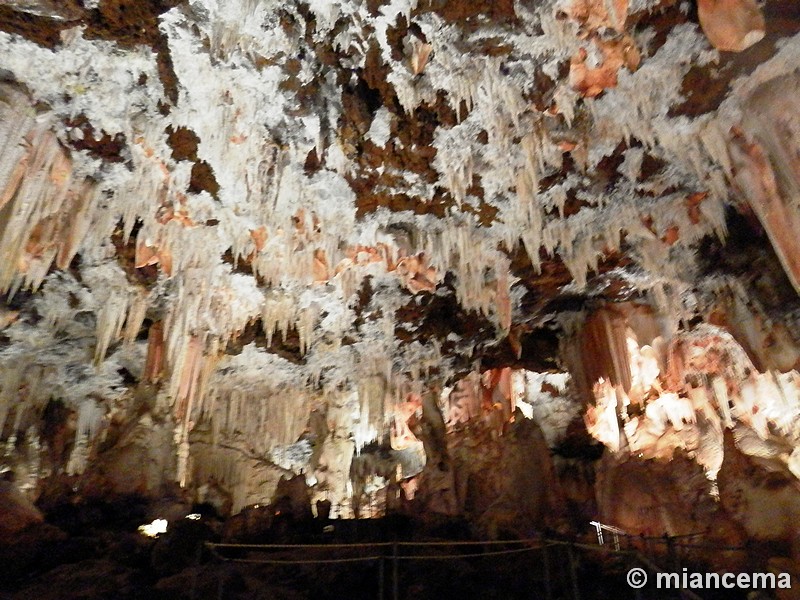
[2,0,800,512]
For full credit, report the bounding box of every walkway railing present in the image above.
[202,530,749,600]
[590,520,626,550]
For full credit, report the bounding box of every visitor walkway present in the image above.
[204,529,750,599]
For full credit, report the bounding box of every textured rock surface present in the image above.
[0,0,799,576]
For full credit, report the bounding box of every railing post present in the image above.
[630,554,643,600]
[567,543,581,600]
[392,541,399,600]
[192,542,204,600]
[378,556,385,600]
[543,544,553,600]
[666,535,678,572]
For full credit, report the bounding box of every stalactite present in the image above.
[432,122,475,206]
[707,279,800,373]
[578,301,800,489]
[577,306,633,398]
[585,380,624,452]
[55,180,97,270]
[495,258,512,333]
[262,290,299,347]
[356,374,388,450]
[0,121,96,294]
[445,369,520,435]
[173,336,205,422]
[517,170,544,273]
[93,291,129,365]
[725,76,800,298]
[144,321,165,383]
[0,86,35,212]
[0,360,24,437]
[730,139,800,295]
[66,434,90,477]
[174,343,223,487]
[65,398,105,476]
[422,223,516,331]
[296,304,318,356]
[711,376,734,429]
[123,291,149,346]
[390,393,422,451]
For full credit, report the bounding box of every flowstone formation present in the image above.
[0,0,800,557]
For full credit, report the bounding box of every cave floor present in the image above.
[1,501,772,600]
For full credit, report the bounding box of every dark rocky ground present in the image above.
[0,491,772,600]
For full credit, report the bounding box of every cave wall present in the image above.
[0,1,799,567]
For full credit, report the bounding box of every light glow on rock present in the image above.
[138,519,168,537]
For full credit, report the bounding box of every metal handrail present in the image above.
[590,520,625,550]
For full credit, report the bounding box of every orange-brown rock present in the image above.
[698,0,765,52]
[0,481,43,540]
[144,321,165,383]
[564,0,628,33]
[730,131,800,297]
[569,37,640,97]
